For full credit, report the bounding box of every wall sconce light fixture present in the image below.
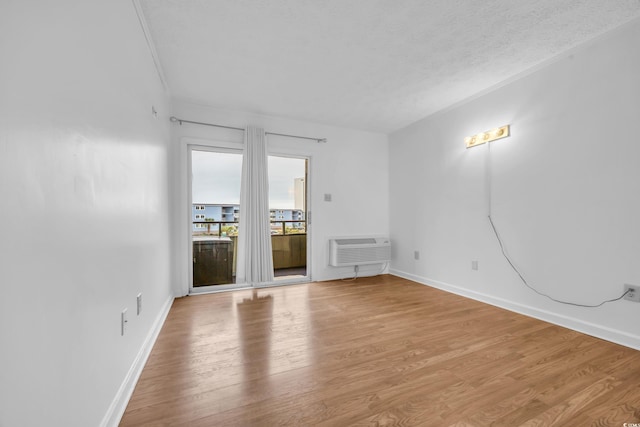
[465,125,510,148]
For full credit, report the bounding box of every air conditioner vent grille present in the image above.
[329,237,391,267]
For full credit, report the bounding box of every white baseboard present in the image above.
[100,295,174,427]
[390,269,640,351]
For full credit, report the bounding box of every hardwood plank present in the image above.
[120,275,640,426]
[520,376,622,426]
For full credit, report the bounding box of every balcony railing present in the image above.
[192,220,306,236]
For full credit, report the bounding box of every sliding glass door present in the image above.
[189,147,310,291]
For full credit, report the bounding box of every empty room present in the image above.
[2,1,640,426]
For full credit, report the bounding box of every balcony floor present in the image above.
[274,267,307,279]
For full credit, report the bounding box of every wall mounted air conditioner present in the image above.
[329,237,391,267]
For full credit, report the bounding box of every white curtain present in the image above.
[236,126,274,285]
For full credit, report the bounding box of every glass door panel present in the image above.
[268,156,309,281]
[191,148,242,289]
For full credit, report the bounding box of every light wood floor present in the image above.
[120,275,640,426]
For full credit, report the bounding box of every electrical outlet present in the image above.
[624,284,640,302]
[414,251,420,260]
[137,293,142,315]
[121,309,128,335]
[472,260,479,271]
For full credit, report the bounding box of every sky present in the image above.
[191,150,305,209]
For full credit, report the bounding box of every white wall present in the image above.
[390,19,640,349]
[170,100,389,293]
[0,1,173,426]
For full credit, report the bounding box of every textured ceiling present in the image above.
[139,0,640,133]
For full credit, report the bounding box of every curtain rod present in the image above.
[169,116,327,143]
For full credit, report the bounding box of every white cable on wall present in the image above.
[484,140,629,307]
